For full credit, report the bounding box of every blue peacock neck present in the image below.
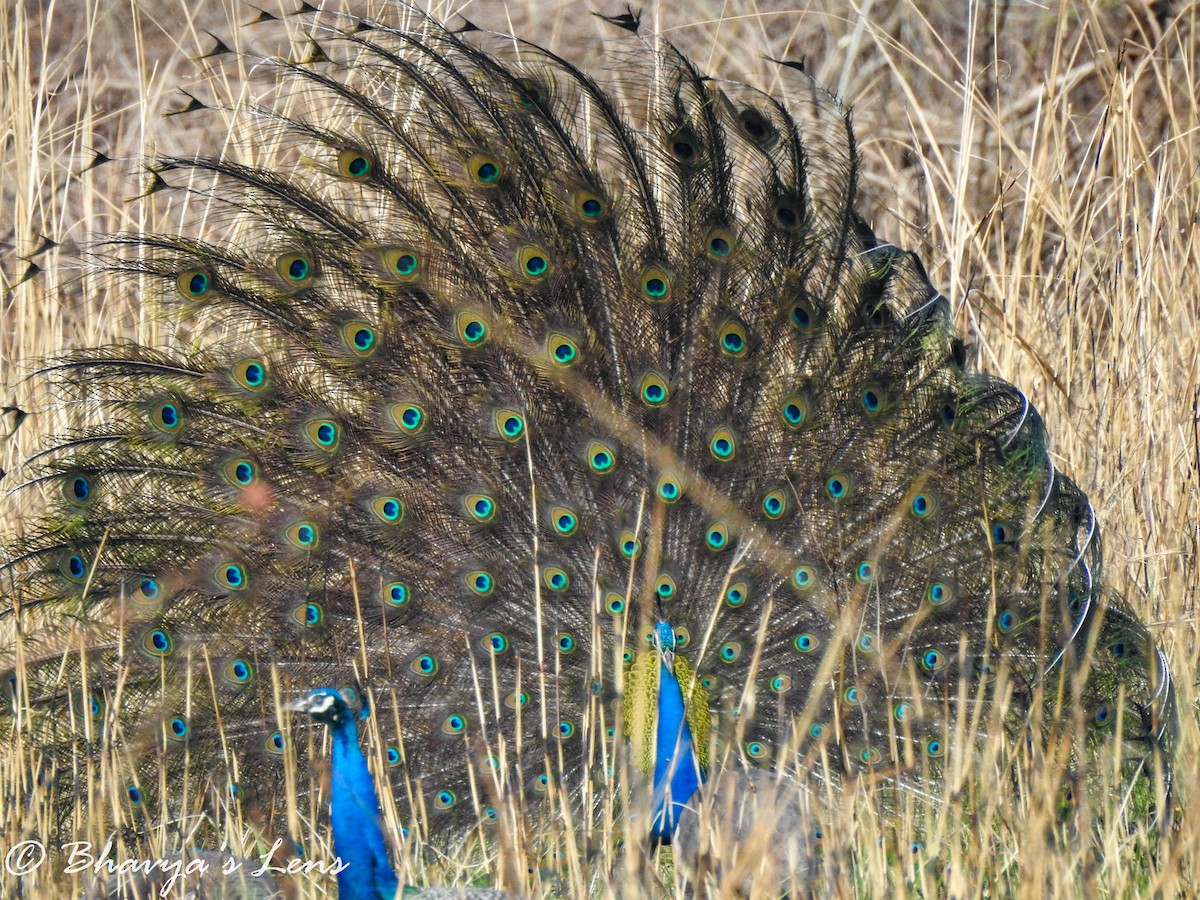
[650,621,704,843]
[326,699,400,900]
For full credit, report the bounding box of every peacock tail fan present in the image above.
[0,2,1175,873]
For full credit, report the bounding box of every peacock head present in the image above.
[652,621,678,670]
[287,686,366,726]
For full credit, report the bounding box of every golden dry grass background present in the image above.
[1,0,1198,896]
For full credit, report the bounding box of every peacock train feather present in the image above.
[0,2,1176,883]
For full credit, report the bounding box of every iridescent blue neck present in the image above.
[329,711,400,899]
[650,648,703,842]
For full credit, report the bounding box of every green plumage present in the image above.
[0,6,1174,860]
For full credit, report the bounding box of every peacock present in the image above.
[0,2,1178,893]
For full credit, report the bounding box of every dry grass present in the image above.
[1,0,1197,896]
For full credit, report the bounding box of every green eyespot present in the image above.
[468,153,504,186]
[337,148,374,180]
[275,252,315,287]
[518,245,550,280]
[640,266,672,302]
[455,312,490,346]
[341,321,378,358]
[231,358,269,392]
[390,402,426,436]
[380,247,421,283]
[177,268,212,299]
[718,319,748,357]
[573,189,608,222]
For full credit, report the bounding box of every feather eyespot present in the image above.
[718,319,749,357]
[656,473,683,503]
[725,582,747,607]
[705,522,730,551]
[275,252,315,287]
[762,489,788,520]
[639,265,672,302]
[605,593,626,616]
[911,492,937,519]
[543,567,570,592]
[304,419,340,453]
[177,268,212,299]
[708,426,737,461]
[617,530,641,559]
[494,408,524,441]
[773,195,805,231]
[411,654,438,677]
[223,659,255,684]
[140,629,173,658]
[464,493,496,523]
[292,602,324,628]
[925,581,954,608]
[454,312,490,346]
[214,563,248,592]
[572,189,608,222]
[654,573,677,601]
[468,153,503,186]
[859,745,882,765]
[131,577,162,606]
[586,440,617,474]
[168,717,189,741]
[744,740,767,759]
[921,649,946,672]
[341,321,378,358]
[861,386,886,415]
[148,399,184,435]
[781,394,808,429]
[792,566,816,591]
[390,402,426,435]
[512,79,544,109]
[794,632,819,654]
[790,299,815,330]
[231,358,269,392]
[379,247,421,283]
[336,148,374,180]
[825,474,850,501]
[368,496,404,525]
[465,570,494,596]
[705,227,736,260]
[518,245,550,280]
[546,333,578,366]
[284,521,320,550]
[737,107,777,146]
[550,506,578,536]
[60,551,88,583]
[667,127,700,163]
[382,581,410,607]
[483,632,509,655]
[63,472,94,507]
[639,372,670,407]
